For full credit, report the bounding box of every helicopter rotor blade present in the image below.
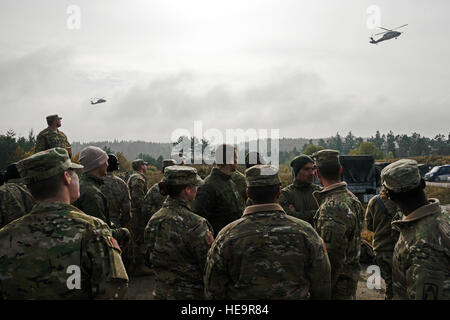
[374,31,387,36]
[393,24,408,30]
[377,27,392,32]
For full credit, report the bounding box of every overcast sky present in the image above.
[0,0,449,143]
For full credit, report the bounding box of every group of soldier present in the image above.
[0,114,449,300]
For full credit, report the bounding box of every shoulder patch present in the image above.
[205,231,214,246]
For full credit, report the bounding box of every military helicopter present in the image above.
[90,97,107,105]
[370,24,408,44]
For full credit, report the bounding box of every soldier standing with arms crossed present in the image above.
[279,155,322,224]
[0,148,128,299]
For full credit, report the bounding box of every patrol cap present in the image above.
[312,149,340,168]
[162,165,203,186]
[245,164,281,187]
[132,159,148,170]
[46,114,62,123]
[381,159,421,193]
[17,147,83,184]
[162,159,177,172]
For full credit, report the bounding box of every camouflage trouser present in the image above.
[332,276,358,300]
[153,281,205,300]
[375,251,394,300]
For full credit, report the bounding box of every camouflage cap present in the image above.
[245,164,281,187]
[381,159,421,193]
[46,114,62,123]
[132,159,148,170]
[17,147,83,184]
[162,165,204,186]
[312,149,340,168]
[162,159,177,171]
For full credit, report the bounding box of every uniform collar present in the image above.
[313,181,347,204]
[243,203,285,216]
[211,167,232,181]
[82,172,104,186]
[133,171,146,180]
[32,201,81,214]
[392,198,441,227]
[165,196,191,210]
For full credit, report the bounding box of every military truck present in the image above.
[340,155,377,203]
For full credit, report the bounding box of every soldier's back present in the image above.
[35,128,70,152]
[145,197,213,299]
[0,182,35,228]
[205,204,330,300]
[101,173,130,227]
[142,183,166,222]
[0,202,128,299]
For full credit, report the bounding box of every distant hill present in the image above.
[71,137,326,160]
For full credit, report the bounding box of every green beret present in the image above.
[381,159,421,193]
[312,149,340,168]
[163,165,204,186]
[290,155,314,176]
[17,147,83,184]
[245,164,281,187]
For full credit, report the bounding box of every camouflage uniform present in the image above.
[381,159,450,300]
[0,180,35,228]
[35,116,71,155]
[0,148,128,299]
[231,169,248,204]
[142,183,166,222]
[312,150,364,300]
[127,165,148,269]
[74,173,130,245]
[279,180,322,224]
[100,172,131,227]
[365,190,402,300]
[144,166,213,299]
[204,165,331,300]
[192,167,245,236]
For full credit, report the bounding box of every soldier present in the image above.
[100,154,131,228]
[279,155,322,224]
[365,185,402,300]
[0,163,35,228]
[127,159,149,276]
[144,166,213,299]
[192,144,245,236]
[35,114,72,157]
[381,159,450,300]
[74,146,130,247]
[204,165,331,299]
[0,148,128,299]
[312,149,364,300]
[142,159,176,223]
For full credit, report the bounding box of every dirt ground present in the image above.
[126,265,385,300]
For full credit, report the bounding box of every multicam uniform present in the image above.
[144,166,213,299]
[35,127,71,153]
[100,172,131,227]
[204,165,331,300]
[0,180,35,228]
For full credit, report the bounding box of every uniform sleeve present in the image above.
[74,192,108,223]
[407,244,450,300]
[364,199,375,232]
[188,220,215,275]
[81,220,129,299]
[278,190,294,214]
[192,184,216,221]
[35,133,47,152]
[130,177,146,214]
[204,236,229,300]
[119,183,132,226]
[314,204,349,287]
[307,234,332,300]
